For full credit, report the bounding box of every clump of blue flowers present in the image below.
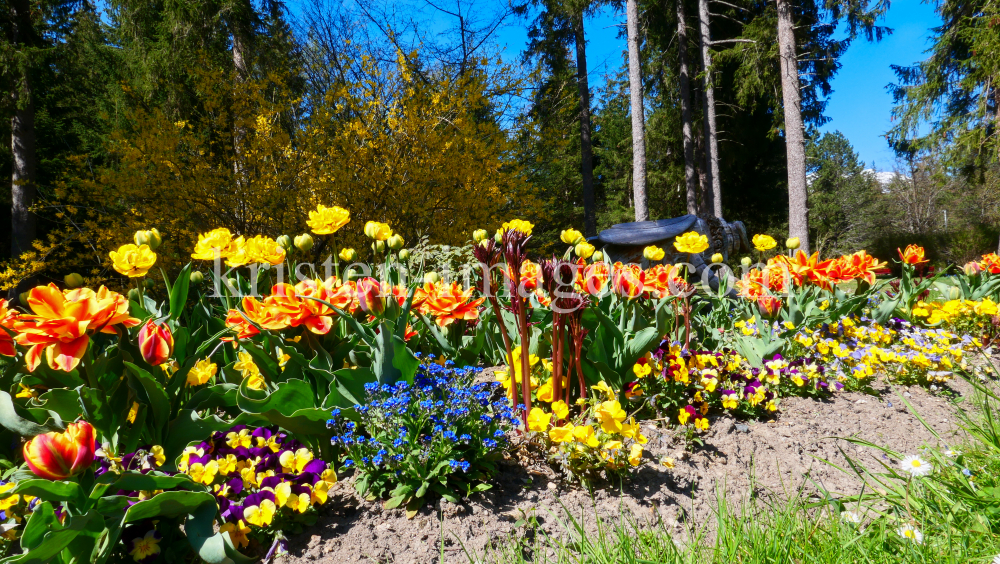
[327,360,517,512]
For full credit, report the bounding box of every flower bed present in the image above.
[0,209,996,561]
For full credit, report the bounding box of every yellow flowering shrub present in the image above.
[0,52,540,291]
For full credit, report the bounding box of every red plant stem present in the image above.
[683,296,692,349]
[488,295,516,405]
[551,312,562,407]
[518,297,531,425]
[563,350,574,406]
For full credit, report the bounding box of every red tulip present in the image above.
[757,295,782,318]
[138,320,173,366]
[23,421,96,480]
[355,278,385,315]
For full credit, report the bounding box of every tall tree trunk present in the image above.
[232,30,249,190]
[776,0,810,253]
[697,0,722,218]
[626,0,648,222]
[11,87,36,262]
[676,0,698,216]
[574,17,597,236]
[9,0,37,271]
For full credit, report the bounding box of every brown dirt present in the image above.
[283,379,972,564]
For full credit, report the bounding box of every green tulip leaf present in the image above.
[124,363,170,431]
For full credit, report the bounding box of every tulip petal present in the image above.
[45,336,90,372]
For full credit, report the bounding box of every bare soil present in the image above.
[284,379,972,564]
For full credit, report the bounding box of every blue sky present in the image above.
[493,0,941,171]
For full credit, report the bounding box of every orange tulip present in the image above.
[980,253,1000,274]
[23,421,96,480]
[0,299,16,357]
[13,284,139,372]
[578,262,610,295]
[612,263,645,299]
[422,282,485,327]
[898,244,928,266]
[138,320,174,366]
[355,277,385,315]
[774,251,833,288]
[757,295,782,318]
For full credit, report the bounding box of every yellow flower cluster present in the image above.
[911,298,998,327]
[191,228,286,266]
[789,317,975,386]
[530,380,648,478]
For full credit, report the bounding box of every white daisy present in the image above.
[897,523,923,544]
[840,510,862,524]
[900,455,933,477]
[943,448,960,458]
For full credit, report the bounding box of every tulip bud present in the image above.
[371,241,386,254]
[227,278,238,290]
[147,228,163,250]
[387,234,405,250]
[144,279,156,290]
[593,251,604,262]
[643,246,666,262]
[134,230,150,247]
[189,271,204,285]
[494,231,503,243]
[294,234,314,252]
[786,237,800,250]
[64,273,84,289]
[276,235,293,251]
[560,229,584,246]
[355,277,385,315]
[741,257,752,267]
[19,291,30,306]
[424,271,441,284]
[127,288,141,301]
[138,320,174,366]
[339,248,357,262]
[964,261,982,276]
[711,253,723,264]
[398,249,411,261]
[574,241,595,260]
[472,229,488,243]
[23,421,96,480]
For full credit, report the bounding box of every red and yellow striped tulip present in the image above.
[23,421,96,480]
[138,320,174,366]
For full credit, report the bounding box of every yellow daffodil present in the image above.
[110,244,157,277]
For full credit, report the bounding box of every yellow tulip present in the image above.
[751,234,777,252]
[244,235,286,265]
[643,245,665,261]
[339,248,357,261]
[307,204,350,235]
[110,244,157,277]
[711,253,723,264]
[786,237,800,250]
[560,228,584,245]
[673,232,709,254]
[496,219,533,238]
[364,221,393,241]
[574,241,596,259]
